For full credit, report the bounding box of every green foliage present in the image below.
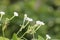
[0,37,9,40]
[12,33,18,40]
[12,33,23,40]
[38,35,44,40]
[0,0,60,40]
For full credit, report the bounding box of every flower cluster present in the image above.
[0,11,46,40]
[24,14,45,25]
[0,11,18,16]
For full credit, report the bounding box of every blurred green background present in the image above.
[0,0,60,39]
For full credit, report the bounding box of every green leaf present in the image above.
[12,33,18,40]
[12,33,23,40]
[38,35,44,40]
[0,37,9,40]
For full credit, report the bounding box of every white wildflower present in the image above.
[46,34,51,39]
[36,21,45,25]
[24,14,27,22]
[24,14,33,21]
[24,14,27,20]
[26,17,33,21]
[24,14,27,18]
[14,12,18,16]
[0,12,5,15]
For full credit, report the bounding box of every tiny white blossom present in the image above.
[24,14,33,21]
[14,12,18,16]
[24,14,27,22]
[24,14,27,20]
[36,21,45,25]
[46,34,51,39]
[24,14,27,18]
[26,17,33,21]
[0,12,5,15]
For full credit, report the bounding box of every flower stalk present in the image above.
[46,34,51,40]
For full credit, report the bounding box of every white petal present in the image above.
[46,34,51,39]
[26,17,33,21]
[24,14,27,18]
[0,12,5,15]
[14,12,18,16]
[24,14,33,22]
[36,21,45,25]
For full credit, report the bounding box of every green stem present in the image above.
[33,29,35,39]
[20,31,27,38]
[35,25,41,32]
[2,30,4,37]
[24,21,29,27]
[16,27,22,35]
[17,21,29,35]
[2,26,5,37]
[46,38,48,40]
[17,18,25,35]
[9,16,15,20]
